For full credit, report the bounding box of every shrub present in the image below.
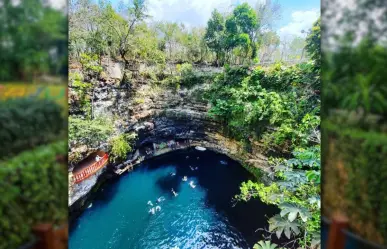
[323,120,387,244]
[69,116,114,148]
[0,98,65,159]
[0,140,67,249]
[109,133,137,162]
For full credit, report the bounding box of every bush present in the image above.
[109,133,137,162]
[0,140,67,249]
[0,98,65,159]
[323,120,387,244]
[69,116,114,148]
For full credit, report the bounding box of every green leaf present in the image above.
[279,203,311,222]
[269,214,301,239]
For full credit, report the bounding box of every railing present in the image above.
[73,154,109,183]
[322,215,387,249]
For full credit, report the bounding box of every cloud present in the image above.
[146,0,258,27]
[278,9,319,40]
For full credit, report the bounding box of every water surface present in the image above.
[70,149,278,249]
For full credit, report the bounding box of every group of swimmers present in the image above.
[147,197,165,214]
[181,176,196,188]
[189,165,199,171]
[148,174,198,214]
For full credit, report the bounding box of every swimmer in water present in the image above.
[189,166,194,171]
[186,156,189,159]
[147,201,153,206]
[171,172,176,176]
[155,206,161,211]
[149,207,155,215]
[157,196,165,202]
[171,188,178,197]
[195,167,198,170]
[182,176,188,181]
[189,181,196,188]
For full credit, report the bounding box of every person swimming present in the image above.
[157,196,165,202]
[182,176,188,181]
[170,172,176,176]
[149,207,155,215]
[171,188,178,197]
[155,206,161,212]
[147,201,153,206]
[189,181,196,188]
[189,166,194,171]
[195,167,198,170]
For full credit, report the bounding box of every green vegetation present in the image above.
[321,0,387,245]
[69,117,114,148]
[239,146,320,248]
[0,140,67,249]
[323,39,387,117]
[206,63,319,152]
[322,25,387,248]
[109,133,137,162]
[204,19,321,248]
[70,0,308,69]
[0,0,67,82]
[0,98,65,159]
[68,1,320,247]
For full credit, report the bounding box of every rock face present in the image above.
[68,62,268,218]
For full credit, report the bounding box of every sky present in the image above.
[143,0,320,39]
[50,0,320,40]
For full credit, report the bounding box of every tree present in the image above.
[323,0,387,46]
[225,3,258,61]
[289,37,306,61]
[255,0,282,31]
[205,9,226,66]
[305,18,321,68]
[0,0,67,81]
[157,22,180,61]
[258,31,280,62]
[102,0,149,64]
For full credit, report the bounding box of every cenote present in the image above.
[70,149,279,249]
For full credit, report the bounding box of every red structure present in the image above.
[73,151,109,184]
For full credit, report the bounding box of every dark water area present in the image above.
[70,149,279,249]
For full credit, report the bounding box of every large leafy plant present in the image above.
[237,146,321,248]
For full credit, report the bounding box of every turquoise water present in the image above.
[70,150,278,249]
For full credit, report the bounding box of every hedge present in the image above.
[0,140,68,249]
[0,98,65,159]
[323,120,387,245]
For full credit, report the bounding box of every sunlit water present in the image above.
[70,149,278,249]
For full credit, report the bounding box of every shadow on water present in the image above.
[139,148,280,246]
[155,173,182,193]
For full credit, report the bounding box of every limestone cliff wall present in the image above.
[68,60,269,216]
